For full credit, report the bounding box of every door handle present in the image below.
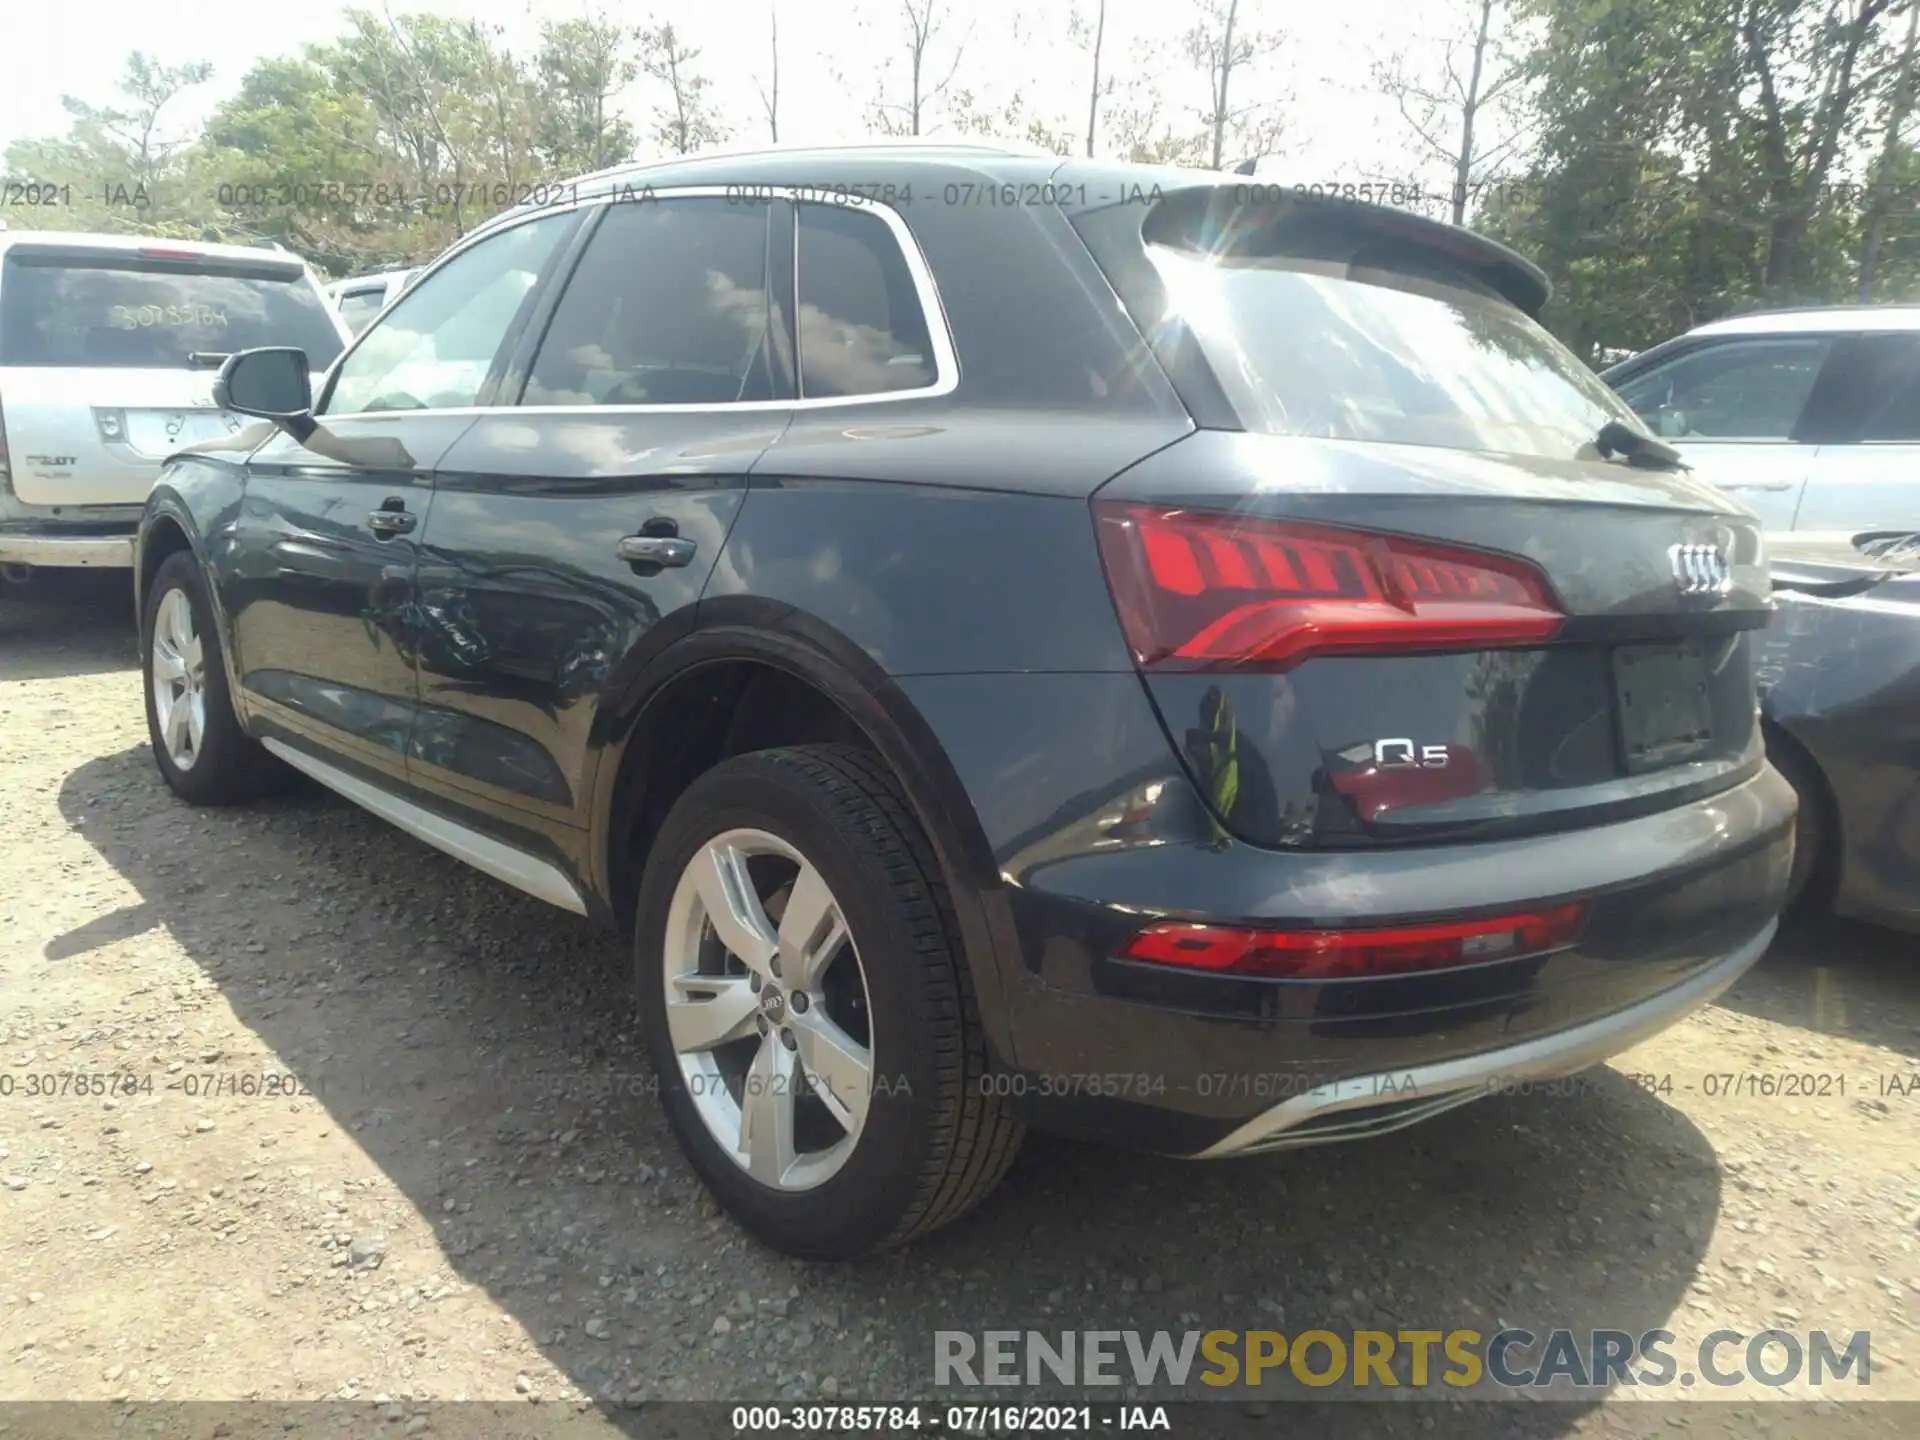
[367,508,416,536]
[617,534,696,567]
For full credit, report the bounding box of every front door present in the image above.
[224,416,471,784]
[218,209,580,786]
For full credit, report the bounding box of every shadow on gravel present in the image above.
[53,741,1732,1437]
[1717,914,1920,1061]
[0,574,137,683]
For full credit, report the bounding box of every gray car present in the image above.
[1761,529,1920,931]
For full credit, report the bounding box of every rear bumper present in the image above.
[893,672,1795,1156]
[1196,922,1772,1157]
[0,531,136,568]
[998,763,1793,1155]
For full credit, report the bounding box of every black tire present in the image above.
[634,743,1024,1259]
[1766,730,1833,914]
[141,551,287,805]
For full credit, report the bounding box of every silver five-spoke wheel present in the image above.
[150,587,207,771]
[662,828,874,1191]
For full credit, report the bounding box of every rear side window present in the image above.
[523,198,773,407]
[0,253,344,369]
[1614,338,1832,441]
[795,203,937,399]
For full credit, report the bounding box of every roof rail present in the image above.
[1717,301,1920,319]
[560,136,1054,193]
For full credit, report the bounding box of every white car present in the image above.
[326,268,419,334]
[1602,306,1920,533]
[0,232,348,574]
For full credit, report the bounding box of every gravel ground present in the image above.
[2,574,1917,1437]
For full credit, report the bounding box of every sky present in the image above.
[0,0,1508,193]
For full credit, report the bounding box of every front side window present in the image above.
[795,203,937,399]
[523,198,773,407]
[325,213,573,415]
[1613,338,1832,441]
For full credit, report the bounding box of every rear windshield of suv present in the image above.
[0,253,344,370]
[1143,237,1641,461]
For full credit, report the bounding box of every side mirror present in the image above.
[215,348,315,441]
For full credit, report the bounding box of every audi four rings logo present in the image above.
[1669,542,1733,598]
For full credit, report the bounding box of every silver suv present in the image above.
[0,232,347,576]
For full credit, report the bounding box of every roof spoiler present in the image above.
[1142,180,1553,317]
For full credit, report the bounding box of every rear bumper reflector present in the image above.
[1121,903,1589,980]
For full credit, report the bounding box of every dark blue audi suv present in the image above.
[134,143,1793,1258]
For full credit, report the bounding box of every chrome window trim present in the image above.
[321,185,958,421]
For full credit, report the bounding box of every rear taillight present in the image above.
[138,246,203,260]
[1093,503,1563,670]
[0,392,10,488]
[1121,904,1588,980]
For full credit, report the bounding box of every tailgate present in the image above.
[0,240,344,506]
[1095,435,1772,850]
[0,365,246,506]
[1071,182,1773,849]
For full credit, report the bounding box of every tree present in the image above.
[1486,0,1918,360]
[1073,0,1113,157]
[1105,44,1212,165]
[70,53,214,191]
[867,0,969,137]
[753,2,781,143]
[1186,0,1284,170]
[947,85,1077,151]
[532,15,639,173]
[1742,0,1905,291]
[1374,0,1529,225]
[639,23,729,155]
[2,52,213,236]
[1860,0,1920,297]
[201,55,399,265]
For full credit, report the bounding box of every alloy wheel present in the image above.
[661,828,875,1191]
[150,587,207,771]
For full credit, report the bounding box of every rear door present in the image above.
[408,193,790,836]
[1794,332,1920,530]
[220,210,579,790]
[1609,334,1831,530]
[0,243,346,506]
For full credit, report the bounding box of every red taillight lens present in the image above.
[1093,503,1563,670]
[1121,904,1588,980]
[138,247,204,260]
